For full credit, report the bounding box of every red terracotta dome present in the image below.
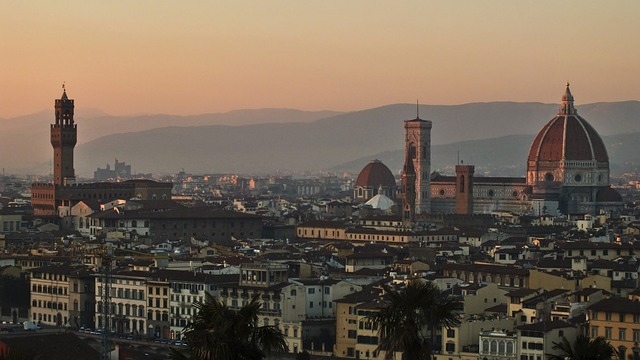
[528,84,608,163]
[355,160,396,188]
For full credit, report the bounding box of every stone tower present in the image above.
[455,164,474,214]
[51,87,77,186]
[404,115,432,214]
[402,148,416,228]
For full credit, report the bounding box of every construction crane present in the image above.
[98,246,113,360]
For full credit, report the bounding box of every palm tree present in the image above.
[547,334,617,360]
[368,280,460,360]
[170,292,288,360]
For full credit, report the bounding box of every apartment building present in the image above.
[588,297,640,359]
[30,264,94,328]
[95,269,147,335]
[515,320,577,360]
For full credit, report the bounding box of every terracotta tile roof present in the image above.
[516,320,574,332]
[588,297,640,314]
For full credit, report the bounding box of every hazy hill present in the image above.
[334,132,640,178]
[3,101,639,176]
[0,108,341,174]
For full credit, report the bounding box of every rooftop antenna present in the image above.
[457,151,460,165]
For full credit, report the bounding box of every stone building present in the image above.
[31,90,172,217]
[30,264,95,329]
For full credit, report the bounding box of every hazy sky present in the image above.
[2,1,639,118]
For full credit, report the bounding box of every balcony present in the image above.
[260,309,281,316]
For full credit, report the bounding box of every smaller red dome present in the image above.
[355,160,396,188]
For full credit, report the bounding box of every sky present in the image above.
[1,1,639,118]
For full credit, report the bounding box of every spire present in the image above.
[559,81,576,115]
[61,82,68,100]
[416,99,420,119]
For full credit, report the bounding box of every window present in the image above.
[633,329,640,342]
[605,312,612,321]
[445,343,455,352]
[619,328,626,341]
[605,327,612,339]
[447,329,455,338]
[348,330,357,339]
[308,288,315,294]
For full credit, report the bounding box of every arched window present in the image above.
[506,342,514,354]
[619,346,626,360]
[482,340,489,352]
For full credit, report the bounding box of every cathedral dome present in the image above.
[595,187,623,203]
[527,84,608,164]
[355,160,396,189]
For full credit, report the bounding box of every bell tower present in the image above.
[51,85,77,186]
[455,164,474,214]
[404,111,432,214]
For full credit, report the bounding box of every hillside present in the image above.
[3,101,639,176]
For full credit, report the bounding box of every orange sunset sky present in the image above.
[1,1,639,118]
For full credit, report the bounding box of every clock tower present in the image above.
[51,86,77,186]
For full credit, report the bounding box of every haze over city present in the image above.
[4,3,640,360]
[2,1,640,119]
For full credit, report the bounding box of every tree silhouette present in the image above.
[547,334,617,360]
[170,292,287,360]
[368,281,460,360]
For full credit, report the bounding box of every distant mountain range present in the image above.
[2,101,639,177]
